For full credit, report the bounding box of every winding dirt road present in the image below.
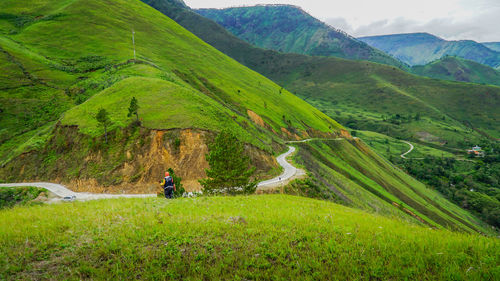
[400,141,415,159]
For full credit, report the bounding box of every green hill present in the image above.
[1,195,499,280]
[0,0,342,191]
[359,33,500,68]
[195,5,406,68]
[411,56,500,86]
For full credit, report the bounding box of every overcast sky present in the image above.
[184,0,500,42]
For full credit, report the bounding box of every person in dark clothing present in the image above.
[161,172,176,199]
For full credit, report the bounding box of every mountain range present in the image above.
[1,1,499,277]
[359,33,500,68]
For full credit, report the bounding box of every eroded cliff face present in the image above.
[1,125,280,193]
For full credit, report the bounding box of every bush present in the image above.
[0,187,46,209]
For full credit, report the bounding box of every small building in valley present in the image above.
[467,145,485,157]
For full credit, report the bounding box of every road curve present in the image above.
[400,141,415,159]
[257,146,305,190]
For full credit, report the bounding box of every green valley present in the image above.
[142,0,500,230]
[157,2,500,145]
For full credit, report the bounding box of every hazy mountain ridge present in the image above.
[359,33,500,68]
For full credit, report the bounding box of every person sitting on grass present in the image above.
[161,172,176,199]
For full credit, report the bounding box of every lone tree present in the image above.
[127,97,140,124]
[96,108,112,143]
[199,130,256,195]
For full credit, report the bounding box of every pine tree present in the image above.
[199,130,256,195]
[127,97,140,123]
[96,108,112,143]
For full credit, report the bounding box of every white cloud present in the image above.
[184,0,500,42]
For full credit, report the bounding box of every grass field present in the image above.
[1,195,498,280]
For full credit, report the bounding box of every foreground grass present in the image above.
[1,195,498,280]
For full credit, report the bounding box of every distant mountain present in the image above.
[359,33,500,68]
[411,56,500,86]
[483,42,500,53]
[195,5,406,68]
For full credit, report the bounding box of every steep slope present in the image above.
[482,42,500,52]
[139,0,498,232]
[359,33,500,68]
[196,5,406,68]
[0,0,343,191]
[411,56,500,86]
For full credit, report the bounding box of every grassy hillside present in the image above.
[254,53,500,145]
[0,0,344,186]
[195,5,405,68]
[1,0,496,232]
[359,33,500,68]
[1,195,499,280]
[149,1,500,146]
[411,56,500,86]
